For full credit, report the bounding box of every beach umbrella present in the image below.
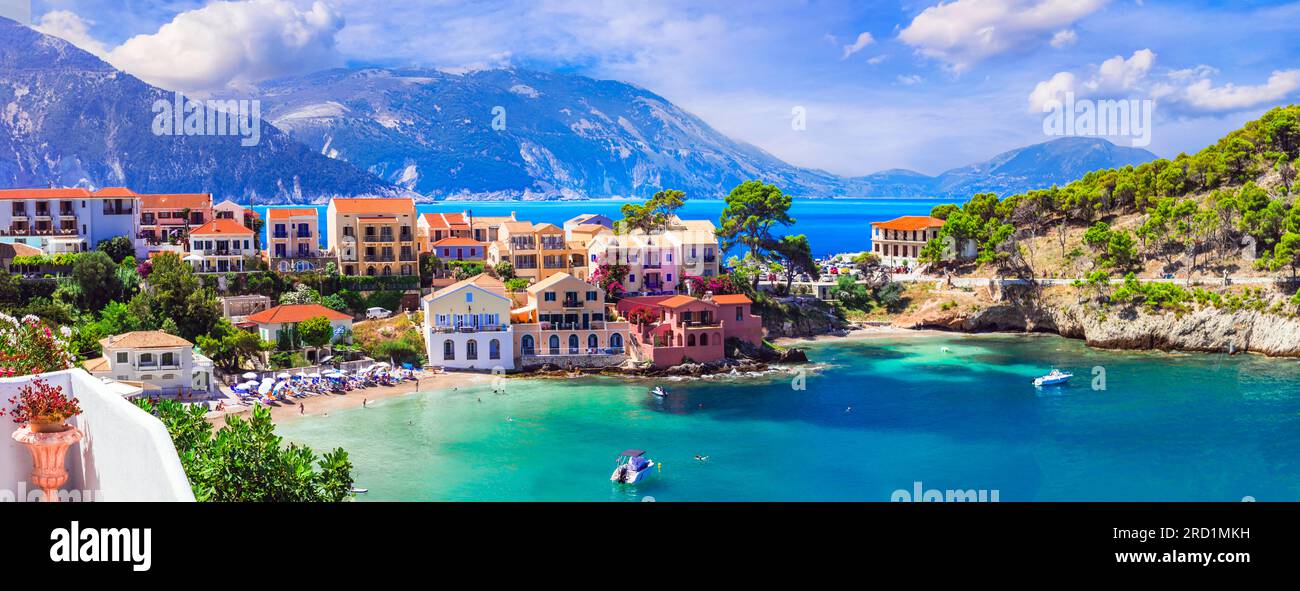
[242,372,258,380]
[276,372,291,379]
[258,380,274,396]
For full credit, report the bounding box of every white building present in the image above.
[421,274,515,370]
[244,303,354,348]
[186,218,256,274]
[0,187,142,255]
[83,331,213,394]
[212,200,247,225]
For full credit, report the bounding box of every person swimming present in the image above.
[694,455,709,462]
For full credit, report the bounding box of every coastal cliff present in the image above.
[892,284,1300,357]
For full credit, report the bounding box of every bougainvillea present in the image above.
[682,274,742,297]
[0,314,76,377]
[1,377,82,424]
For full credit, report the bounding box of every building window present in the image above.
[548,335,560,355]
[700,333,708,346]
[610,333,623,349]
[628,274,636,283]
[161,352,176,366]
[687,333,696,347]
[544,292,556,302]
[466,292,474,303]
[587,334,598,350]
[466,339,478,360]
[568,334,579,354]
[586,291,597,301]
[116,352,128,364]
[521,334,535,355]
[489,339,501,360]
[443,340,455,360]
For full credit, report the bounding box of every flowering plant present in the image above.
[0,314,76,377]
[0,377,82,425]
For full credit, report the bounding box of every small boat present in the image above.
[1033,369,1073,387]
[610,449,656,484]
[349,487,368,495]
[650,386,668,398]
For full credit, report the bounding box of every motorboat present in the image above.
[1033,369,1073,387]
[610,449,656,484]
[650,386,668,398]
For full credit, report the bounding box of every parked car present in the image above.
[366,307,393,320]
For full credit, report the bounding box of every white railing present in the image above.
[0,369,194,502]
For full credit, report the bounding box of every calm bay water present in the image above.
[248,197,951,257]
[278,334,1300,501]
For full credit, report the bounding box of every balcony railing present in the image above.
[364,255,396,262]
[1,227,78,237]
[103,205,134,215]
[430,324,508,334]
[521,347,626,357]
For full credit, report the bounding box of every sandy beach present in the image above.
[207,370,496,425]
[771,325,954,347]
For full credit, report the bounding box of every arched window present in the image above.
[699,333,708,346]
[139,353,154,366]
[443,340,455,360]
[382,266,392,276]
[489,339,501,359]
[587,334,599,350]
[549,335,560,355]
[687,333,696,347]
[568,334,579,354]
[521,334,535,355]
[161,352,176,366]
[610,333,624,350]
[466,339,478,360]
[366,266,376,276]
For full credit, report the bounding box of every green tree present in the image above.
[136,401,354,502]
[1272,232,1300,279]
[493,260,516,280]
[772,234,817,294]
[619,189,686,233]
[145,252,222,342]
[298,316,334,350]
[279,283,322,305]
[929,204,958,219]
[717,181,795,286]
[95,236,135,263]
[196,320,269,373]
[71,250,120,311]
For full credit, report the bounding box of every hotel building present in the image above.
[326,198,418,277]
[137,192,212,247]
[421,274,515,370]
[618,293,764,368]
[82,331,214,395]
[585,217,721,296]
[869,215,971,268]
[488,221,588,284]
[0,187,140,254]
[510,272,629,368]
[185,218,256,274]
[266,208,329,273]
[417,212,472,248]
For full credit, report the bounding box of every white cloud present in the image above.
[1181,70,1300,112]
[34,10,110,57]
[841,32,874,59]
[897,74,924,86]
[1048,29,1077,48]
[867,55,888,66]
[84,0,345,95]
[899,0,1107,72]
[1029,49,1300,115]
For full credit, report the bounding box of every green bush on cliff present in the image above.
[1111,273,1190,312]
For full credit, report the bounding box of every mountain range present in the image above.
[0,17,1157,203]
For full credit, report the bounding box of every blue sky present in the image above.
[21,0,1300,176]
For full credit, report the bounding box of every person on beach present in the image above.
[299,402,304,415]
[363,398,368,408]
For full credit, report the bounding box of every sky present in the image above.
[17,0,1300,176]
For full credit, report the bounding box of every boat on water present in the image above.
[349,487,368,494]
[650,386,669,398]
[610,449,656,484]
[1033,369,1073,387]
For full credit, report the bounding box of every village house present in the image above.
[82,331,214,395]
[137,192,212,248]
[421,274,515,370]
[0,187,140,255]
[869,215,976,268]
[185,218,256,274]
[266,208,329,273]
[245,303,353,363]
[618,293,763,368]
[510,272,629,368]
[327,197,419,278]
[563,213,614,238]
[488,220,588,284]
[586,216,720,296]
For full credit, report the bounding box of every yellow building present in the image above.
[488,221,588,284]
[510,272,628,368]
[326,198,418,277]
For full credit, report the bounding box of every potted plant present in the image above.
[2,378,83,433]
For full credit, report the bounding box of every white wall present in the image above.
[0,369,194,502]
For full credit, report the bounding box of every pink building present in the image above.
[618,293,763,368]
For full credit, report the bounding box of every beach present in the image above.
[770,325,953,347]
[208,370,496,425]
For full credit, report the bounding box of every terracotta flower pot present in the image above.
[29,416,68,434]
[11,425,83,502]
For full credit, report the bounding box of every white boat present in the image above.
[650,386,668,398]
[610,449,656,484]
[1033,369,1073,387]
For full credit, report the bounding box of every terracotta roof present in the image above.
[871,215,945,232]
[331,197,415,215]
[0,188,93,200]
[533,223,563,233]
[0,242,43,258]
[711,294,752,305]
[526,272,580,294]
[92,187,138,197]
[503,221,534,233]
[139,193,212,210]
[190,218,253,235]
[266,208,317,220]
[246,304,351,324]
[100,331,193,350]
[82,357,110,373]
[422,212,469,228]
[427,273,508,301]
[659,295,703,309]
[571,224,609,234]
[431,237,483,247]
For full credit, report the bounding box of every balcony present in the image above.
[561,298,582,308]
[193,248,250,257]
[103,205,134,215]
[703,254,717,263]
[429,324,508,334]
[540,239,566,251]
[364,255,396,262]
[272,230,289,239]
[363,234,396,244]
[1,227,78,237]
[0,369,194,501]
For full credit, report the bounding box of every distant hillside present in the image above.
[0,17,396,203]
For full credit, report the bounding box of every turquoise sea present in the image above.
[248,197,952,257]
[278,334,1300,501]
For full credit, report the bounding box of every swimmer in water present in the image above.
[844,406,853,414]
[694,455,709,462]
[506,416,514,422]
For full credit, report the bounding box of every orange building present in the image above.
[138,193,213,247]
[326,198,418,278]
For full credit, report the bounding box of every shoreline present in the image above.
[771,325,955,347]
[208,371,495,425]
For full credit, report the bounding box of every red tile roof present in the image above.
[99,331,193,349]
[190,218,253,235]
[711,294,752,305]
[332,198,415,215]
[139,193,212,210]
[871,216,945,231]
[0,188,93,200]
[246,304,352,324]
[422,212,469,228]
[659,295,702,309]
[92,187,139,197]
[266,208,318,220]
